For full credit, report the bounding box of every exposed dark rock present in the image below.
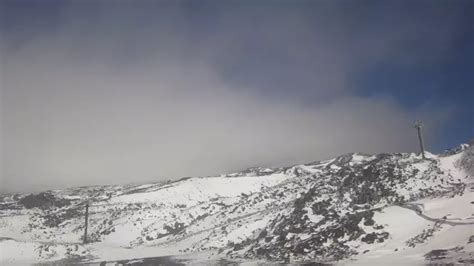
[468,235,474,244]
[19,192,71,210]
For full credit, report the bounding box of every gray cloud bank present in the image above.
[0,1,461,193]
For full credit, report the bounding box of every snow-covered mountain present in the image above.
[1,143,473,265]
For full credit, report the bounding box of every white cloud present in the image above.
[0,1,456,192]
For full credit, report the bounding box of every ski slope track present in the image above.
[1,143,473,265]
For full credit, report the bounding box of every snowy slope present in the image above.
[0,144,473,265]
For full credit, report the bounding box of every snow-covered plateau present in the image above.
[1,143,473,265]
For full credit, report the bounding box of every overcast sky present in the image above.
[1,0,473,193]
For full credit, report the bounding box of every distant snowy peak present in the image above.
[457,145,474,176]
[225,167,281,177]
[443,139,473,156]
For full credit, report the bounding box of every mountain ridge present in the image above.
[0,142,473,265]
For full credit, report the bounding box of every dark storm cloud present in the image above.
[0,0,468,193]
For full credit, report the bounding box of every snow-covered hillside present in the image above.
[1,144,473,265]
